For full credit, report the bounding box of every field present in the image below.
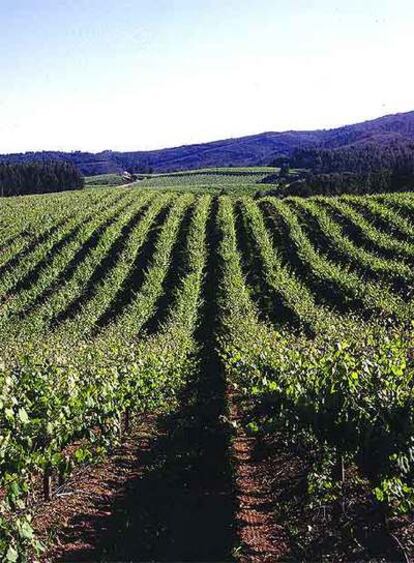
[2,182,414,560]
[86,167,276,194]
[84,173,129,187]
[149,166,275,174]
[135,173,267,193]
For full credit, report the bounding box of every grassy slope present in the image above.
[85,168,281,194]
[85,174,127,187]
[130,167,281,194]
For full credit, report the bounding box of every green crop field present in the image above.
[133,167,275,193]
[2,182,414,560]
[148,166,275,175]
[84,167,277,194]
[84,173,128,187]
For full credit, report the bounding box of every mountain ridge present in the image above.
[1,110,414,175]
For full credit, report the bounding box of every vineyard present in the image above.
[1,184,414,560]
[134,169,273,193]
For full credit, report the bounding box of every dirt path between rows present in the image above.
[34,415,160,561]
[33,398,413,562]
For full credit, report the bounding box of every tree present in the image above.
[279,161,290,177]
[0,161,84,197]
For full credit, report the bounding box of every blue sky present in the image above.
[0,0,413,152]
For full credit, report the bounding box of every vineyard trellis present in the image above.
[1,186,414,559]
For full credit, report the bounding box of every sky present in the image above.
[0,0,413,153]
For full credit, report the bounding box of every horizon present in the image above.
[2,107,414,157]
[1,1,413,153]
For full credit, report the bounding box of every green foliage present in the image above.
[84,173,128,187]
[1,186,414,556]
[217,195,414,517]
[136,169,269,194]
[0,160,83,197]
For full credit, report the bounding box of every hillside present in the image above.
[1,110,414,175]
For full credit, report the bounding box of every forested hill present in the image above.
[1,110,414,175]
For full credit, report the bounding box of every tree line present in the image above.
[279,170,399,198]
[259,168,414,199]
[265,138,414,197]
[0,161,84,197]
[287,138,414,174]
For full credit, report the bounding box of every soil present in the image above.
[32,399,414,562]
[34,415,159,561]
[230,403,291,561]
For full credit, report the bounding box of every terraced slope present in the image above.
[2,187,414,561]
